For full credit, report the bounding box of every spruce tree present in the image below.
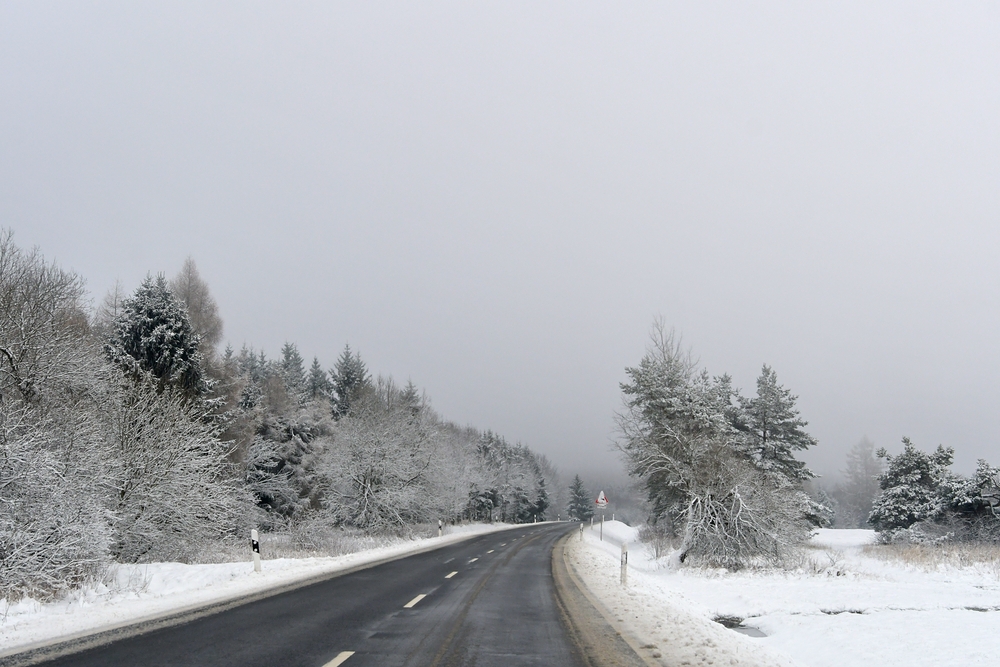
[567,475,594,521]
[329,344,371,419]
[307,357,331,401]
[280,342,306,398]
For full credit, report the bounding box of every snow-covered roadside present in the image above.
[566,521,795,666]
[569,521,1000,667]
[0,522,521,657]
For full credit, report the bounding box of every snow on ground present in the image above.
[0,522,520,657]
[569,521,1000,667]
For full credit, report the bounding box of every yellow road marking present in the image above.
[445,571,457,578]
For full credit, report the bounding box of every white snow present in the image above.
[0,522,520,657]
[568,521,1000,667]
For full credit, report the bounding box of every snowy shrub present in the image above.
[0,408,110,601]
[314,380,434,530]
[0,232,111,599]
[106,377,253,563]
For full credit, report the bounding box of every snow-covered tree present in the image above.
[735,365,817,483]
[280,342,306,401]
[316,377,433,529]
[567,475,594,521]
[107,377,252,562]
[868,438,954,536]
[329,344,371,419]
[0,231,110,600]
[106,275,206,398]
[618,324,811,568]
[307,357,331,401]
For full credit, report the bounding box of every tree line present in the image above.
[0,231,553,601]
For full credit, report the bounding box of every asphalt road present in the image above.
[15,522,644,667]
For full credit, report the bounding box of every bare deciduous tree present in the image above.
[169,257,223,360]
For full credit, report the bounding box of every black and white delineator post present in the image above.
[620,542,628,586]
[438,519,443,538]
[579,522,584,541]
[251,529,261,573]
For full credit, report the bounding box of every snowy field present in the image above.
[0,522,520,658]
[568,521,1000,667]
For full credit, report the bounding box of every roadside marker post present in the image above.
[600,514,604,541]
[438,519,443,538]
[251,529,261,573]
[579,522,583,541]
[620,542,628,586]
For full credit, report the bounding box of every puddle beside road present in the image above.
[713,615,766,637]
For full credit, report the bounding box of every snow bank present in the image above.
[0,522,520,657]
[567,520,793,666]
[570,523,1000,667]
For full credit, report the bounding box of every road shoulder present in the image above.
[552,534,659,667]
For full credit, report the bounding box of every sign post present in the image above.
[595,491,609,541]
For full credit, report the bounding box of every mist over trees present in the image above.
[826,437,884,528]
[0,231,555,601]
[617,324,821,569]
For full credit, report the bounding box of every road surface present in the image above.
[8,523,648,667]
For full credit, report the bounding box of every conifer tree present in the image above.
[105,275,205,398]
[280,342,306,397]
[307,357,331,401]
[567,475,594,521]
[736,365,817,483]
[869,438,954,534]
[329,344,371,419]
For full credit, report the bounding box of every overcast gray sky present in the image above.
[3,2,999,482]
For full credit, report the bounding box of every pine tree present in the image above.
[736,365,817,483]
[869,438,954,534]
[105,274,206,398]
[329,344,371,419]
[567,475,594,521]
